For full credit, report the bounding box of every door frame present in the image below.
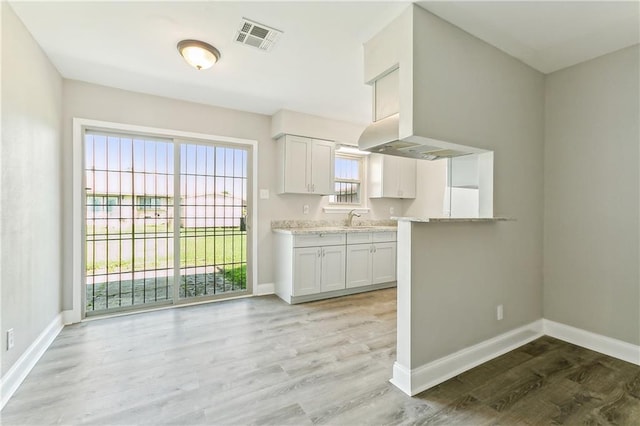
[72,118,258,322]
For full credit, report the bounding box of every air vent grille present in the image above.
[235,18,282,52]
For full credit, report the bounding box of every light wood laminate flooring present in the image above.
[1,289,639,425]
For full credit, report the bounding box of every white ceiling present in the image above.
[9,1,640,125]
[419,1,640,74]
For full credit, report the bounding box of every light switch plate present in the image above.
[259,189,269,199]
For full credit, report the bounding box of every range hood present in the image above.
[357,5,491,162]
[358,113,473,161]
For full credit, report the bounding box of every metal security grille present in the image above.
[85,132,174,313]
[179,144,247,298]
[85,132,249,315]
[331,154,361,204]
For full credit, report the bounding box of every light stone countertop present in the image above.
[271,219,397,235]
[391,216,515,223]
[272,225,397,235]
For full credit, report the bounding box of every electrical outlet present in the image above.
[496,305,504,321]
[7,328,14,350]
[390,207,395,215]
[303,204,309,215]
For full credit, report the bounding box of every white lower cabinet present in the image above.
[292,247,321,296]
[320,245,347,292]
[371,242,397,284]
[274,230,396,304]
[345,244,372,288]
[346,232,396,288]
[293,245,346,296]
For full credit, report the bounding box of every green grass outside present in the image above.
[87,227,246,278]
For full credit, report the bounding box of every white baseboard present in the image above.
[391,320,544,396]
[0,313,65,409]
[255,282,275,296]
[543,319,640,366]
[61,309,76,325]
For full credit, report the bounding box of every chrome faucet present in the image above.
[347,209,361,227]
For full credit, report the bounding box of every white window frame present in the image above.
[324,152,369,213]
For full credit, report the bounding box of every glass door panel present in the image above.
[85,132,174,314]
[179,143,248,299]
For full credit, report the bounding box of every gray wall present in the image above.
[544,45,640,345]
[1,3,63,375]
[61,81,405,309]
[406,6,545,366]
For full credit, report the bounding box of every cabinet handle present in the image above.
[322,249,326,257]
[318,249,321,257]
[312,183,315,192]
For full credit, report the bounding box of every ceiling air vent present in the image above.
[235,18,282,52]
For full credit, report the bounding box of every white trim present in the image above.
[390,362,412,395]
[61,310,75,325]
[395,220,413,376]
[72,119,83,323]
[254,282,275,296]
[391,320,544,396]
[72,118,259,323]
[543,319,640,366]
[0,314,65,410]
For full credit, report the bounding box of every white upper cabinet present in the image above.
[310,139,334,195]
[368,153,416,199]
[276,135,335,195]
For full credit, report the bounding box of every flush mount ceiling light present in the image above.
[177,39,220,70]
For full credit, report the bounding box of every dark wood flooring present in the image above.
[1,288,638,425]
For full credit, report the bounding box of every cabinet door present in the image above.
[283,136,311,194]
[346,244,372,288]
[368,154,416,199]
[381,155,400,198]
[293,247,321,296]
[398,157,416,198]
[371,242,396,284]
[311,139,335,195]
[321,245,346,292]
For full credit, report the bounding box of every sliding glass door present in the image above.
[84,131,250,315]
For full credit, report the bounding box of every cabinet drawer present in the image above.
[373,231,396,242]
[346,232,372,244]
[294,233,346,248]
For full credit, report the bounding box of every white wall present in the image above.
[1,3,63,376]
[544,45,640,345]
[404,159,447,218]
[271,109,365,144]
[61,81,404,310]
[404,6,545,367]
